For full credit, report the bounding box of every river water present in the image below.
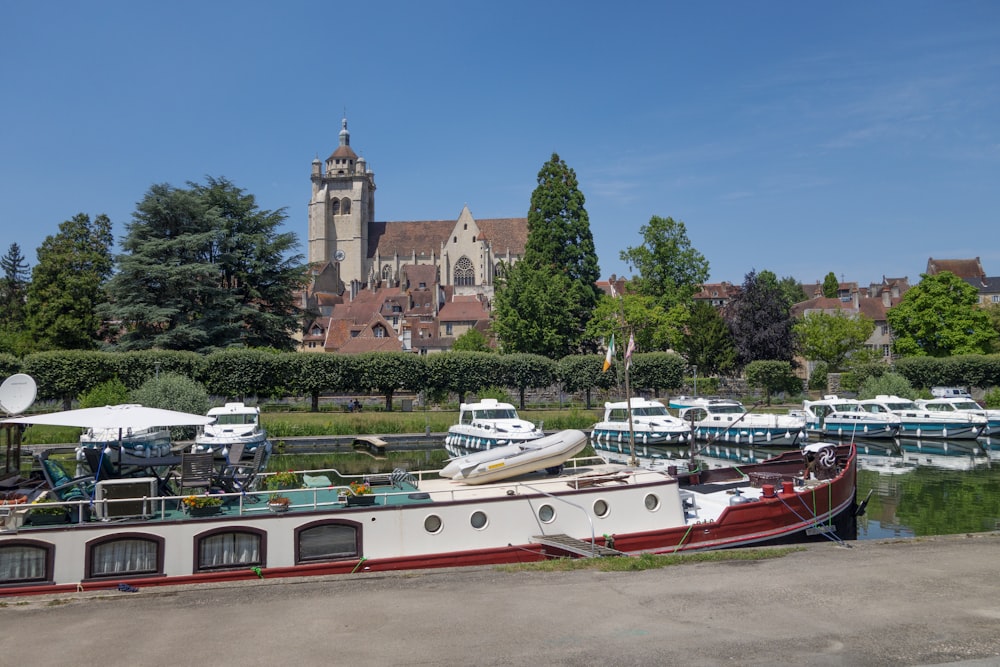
[589,436,1000,541]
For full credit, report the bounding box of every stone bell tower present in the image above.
[308,117,376,285]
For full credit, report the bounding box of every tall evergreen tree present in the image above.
[0,242,30,324]
[495,154,601,356]
[822,271,840,298]
[104,178,306,352]
[777,275,807,307]
[726,269,795,368]
[23,214,114,350]
[675,301,736,376]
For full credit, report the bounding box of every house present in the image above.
[692,282,741,308]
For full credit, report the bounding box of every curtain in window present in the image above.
[198,533,261,569]
[91,539,157,577]
[0,545,46,582]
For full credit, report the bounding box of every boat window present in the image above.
[87,534,163,579]
[216,414,256,426]
[0,540,52,584]
[297,522,359,562]
[424,514,443,534]
[538,504,555,523]
[609,408,627,422]
[644,494,660,511]
[924,404,945,412]
[470,511,488,530]
[196,529,264,571]
[478,409,518,420]
[953,401,979,410]
[593,499,609,518]
[634,407,668,417]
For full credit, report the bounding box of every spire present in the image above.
[339,117,350,147]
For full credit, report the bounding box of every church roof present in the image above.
[368,218,528,259]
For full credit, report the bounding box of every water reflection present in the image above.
[591,436,1000,540]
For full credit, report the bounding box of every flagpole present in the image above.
[625,328,637,467]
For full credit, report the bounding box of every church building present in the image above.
[300,119,529,354]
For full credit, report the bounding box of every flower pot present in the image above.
[346,495,376,507]
[188,505,222,517]
[28,512,69,526]
[268,502,290,513]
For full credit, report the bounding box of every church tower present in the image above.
[308,117,376,285]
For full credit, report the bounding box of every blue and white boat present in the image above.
[672,396,806,446]
[915,396,1000,437]
[445,398,544,455]
[858,395,986,440]
[798,395,900,440]
[590,397,691,445]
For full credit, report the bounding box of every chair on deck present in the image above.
[177,452,216,496]
[35,450,95,522]
[216,443,268,494]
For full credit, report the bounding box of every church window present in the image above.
[330,199,340,216]
[382,265,393,282]
[453,236,457,243]
[454,256,475,287]
[463,223,467,230]
[472,236,476,242]
[341,197,351,214]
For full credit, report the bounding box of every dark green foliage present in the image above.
[495,154,600,356]
[23,351,116,407]
[674,301,736,376]
[492,262,581,357]
[131,373,210,437]
[357,352,427,411]
[112,350,206,390]
[628,352,686,396]
[808,362,830,391]
[886,272,998,357]
[425,352,500,404]
[0,354,22,379]
[104,178,306,352]
[497,353,557,409]
[620,215,709,312]
[777,275,807,308]
[24,214,114,351]
[0,243,30,331]
[285,353,360,412]
[857,372,916,400]
[793,310,876,371]
[822,272,840,298]
[726,269,795,368]
[745,360,801,405]
[557,354,607,409]
[202,348,287,400]
[894,354,1000,389]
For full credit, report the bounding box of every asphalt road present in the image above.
[2,533,1000,666]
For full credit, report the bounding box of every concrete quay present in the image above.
[2,533,1000,666]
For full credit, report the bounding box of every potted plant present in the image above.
[181,494,223,517]
[266,470,299,491]
[28,496,70,525]
[267,493,291,513]
[347,481,376,506]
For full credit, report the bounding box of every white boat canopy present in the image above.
[2,404,215,430]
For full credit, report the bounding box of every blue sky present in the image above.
[2,1,998,286]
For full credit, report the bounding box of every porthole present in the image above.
[470,510,488,530]
[593,499,610,518]
[538,504,555,523]
[644,494,660,511]
[424,514,443,534]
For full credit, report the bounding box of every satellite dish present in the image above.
[0,374,37,416]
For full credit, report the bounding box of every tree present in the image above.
[793,310,876,370]
[886,272,998,357]
[357,352,426,411]
[584,291,681,355]
[822,272,840,298]
[491,262,580,357]
[497,353,556,409]
[24,213,114,350]
[674,301,736,376]
[104,178,306,352]
[451,328,492,352]
[726,269,795,368]
[745,360,801,405]
[777,275,807,308]
[620,215,709,311]
[494,154,600,355]
[0,242,32,355]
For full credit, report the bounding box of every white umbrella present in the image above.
[2,404,214,430]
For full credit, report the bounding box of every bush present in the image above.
[983,387,1000,409]
[78,378,130,408]
[131,373,210,439]
[857,372,916,400]
[808,362,829,391]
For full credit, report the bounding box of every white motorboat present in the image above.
[858,395,986,440]
[445,398,544,454]
[440,429,588,484]
[193,403,270,458]
[671,396,806,446]
[915,397,1000,437]
[590,397,691,445]
[798,395,900,439]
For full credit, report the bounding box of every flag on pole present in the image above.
[608,281,618,299]
[625,332,636,370]
[602,333,615,372]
